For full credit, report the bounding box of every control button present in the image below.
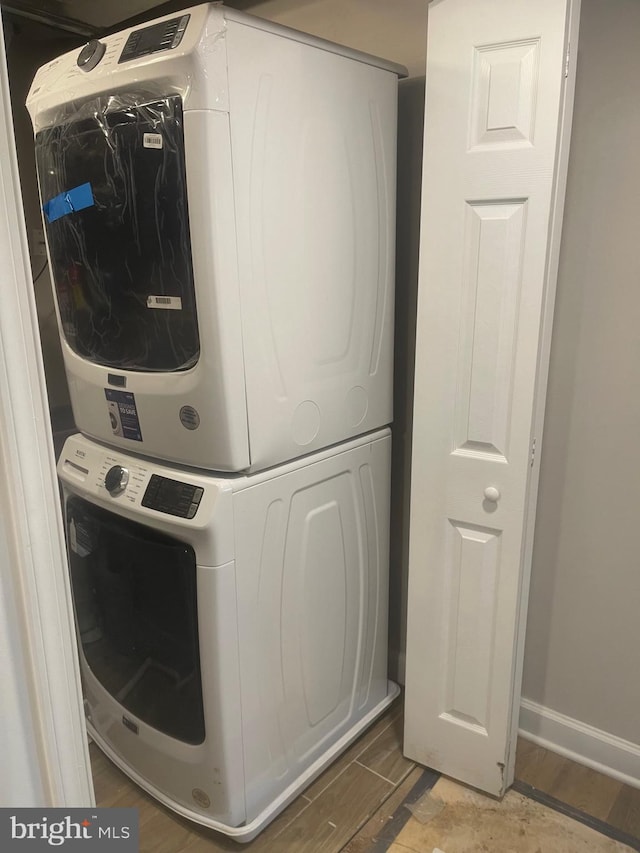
[171,16,190,48]
[104,465,129,496]
[77,39,106,72]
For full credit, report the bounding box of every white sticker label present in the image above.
[147,295,182,310]
[143,133,163,149]
[69,519,91,557]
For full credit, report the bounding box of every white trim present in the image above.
[0,17,94,806]
[519,698,640,790]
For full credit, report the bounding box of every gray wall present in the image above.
[242,0,428,77]
[389,76,424,681]
[522,0,640,744]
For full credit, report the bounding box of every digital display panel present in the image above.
[119,15,189,64]
[142,474,203,519]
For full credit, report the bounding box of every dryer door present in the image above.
[65,495,205,745]
[35,94,199,372]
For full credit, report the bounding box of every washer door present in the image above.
[35,94,199,372]
[65,496,205,745]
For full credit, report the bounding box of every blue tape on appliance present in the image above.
[104,389,143,442]
[43,182,94,223]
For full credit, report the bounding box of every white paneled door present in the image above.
[404,0,580,795]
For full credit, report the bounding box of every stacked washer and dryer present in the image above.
[27,4,406,842]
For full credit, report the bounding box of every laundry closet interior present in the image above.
[7,0,638,847]
[3,0,429,842]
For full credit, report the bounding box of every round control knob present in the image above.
[105,465,129,496]
[483,486,501,503]
[77,39,106,72]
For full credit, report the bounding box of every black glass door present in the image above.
[35,95,199,372]
[66,496,205,745]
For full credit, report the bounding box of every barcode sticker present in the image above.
[147,295,182,310]
[143,133,163,149]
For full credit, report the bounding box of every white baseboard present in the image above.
[519,698,640,790]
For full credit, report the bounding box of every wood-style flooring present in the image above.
[90,706,640,850]
[515,736,640,842]
[90,697,417,852]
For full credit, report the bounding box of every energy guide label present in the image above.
[147,295,182,310]
[105,389,143,442]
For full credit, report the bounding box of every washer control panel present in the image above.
[142,475,204,519]
[59,436,208,523]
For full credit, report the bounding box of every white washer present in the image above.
[58,430,397,841]
[28,5,406,473]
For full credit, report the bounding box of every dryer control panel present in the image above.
[119,15,190,63]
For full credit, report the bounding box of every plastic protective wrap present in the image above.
[35,93,199,372]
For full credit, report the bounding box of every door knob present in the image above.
[483,486,501,503]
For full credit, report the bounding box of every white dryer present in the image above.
[28,5,406,472]
[58,429,397,841]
